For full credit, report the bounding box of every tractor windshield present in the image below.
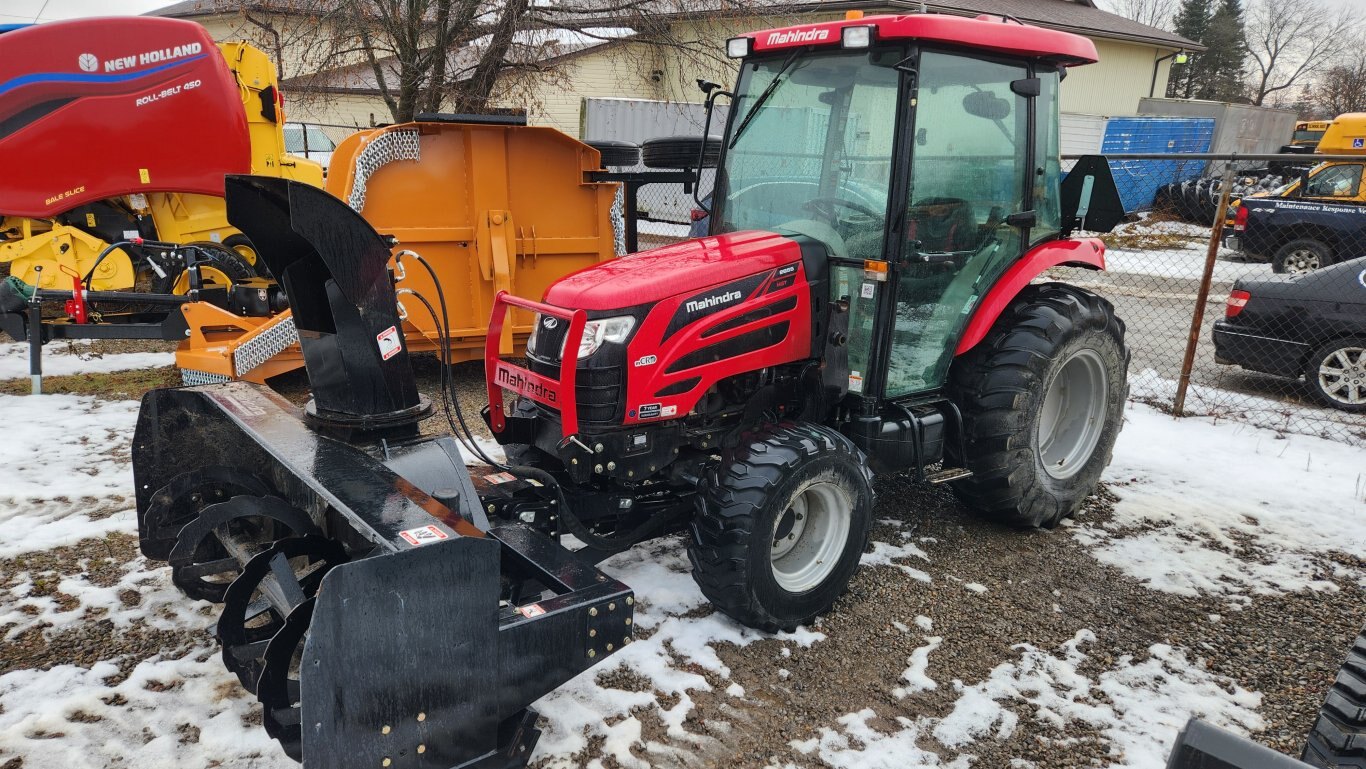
[713,48,902,259]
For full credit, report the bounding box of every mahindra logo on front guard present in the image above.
[766,28,831,45]
[686,290,742,313]
[496,366,558,403]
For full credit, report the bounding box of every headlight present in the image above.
[527,314,542,354]
[573,315,635,359]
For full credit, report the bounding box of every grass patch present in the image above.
[0,366,181,399]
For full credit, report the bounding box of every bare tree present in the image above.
[1310,49,1366,117]
[211,0,748,123]
[1244,0,1360,106]
[1105,0,1178,31]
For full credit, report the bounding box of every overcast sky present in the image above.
[3,0,1356,23]
[1,0,173,22]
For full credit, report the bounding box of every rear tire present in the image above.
[1304,337,1366,413]
[688,422,873,632]
[1273,238,1334,274]
[947,283,1128,528]
[1302,627,1366,768]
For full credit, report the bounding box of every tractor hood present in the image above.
[544,230,805,311]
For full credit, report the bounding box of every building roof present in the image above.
[148,0,1198,53]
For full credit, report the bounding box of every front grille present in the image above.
[527,352,623,426]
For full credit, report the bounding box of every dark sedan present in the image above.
[1213,256,1366,412]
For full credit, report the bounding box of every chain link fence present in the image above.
[1060,152,1364,446]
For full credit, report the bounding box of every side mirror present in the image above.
[1296,169,1311,196]
[697,79,721,96]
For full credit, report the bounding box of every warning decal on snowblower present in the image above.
[377,325,402,360]
[399,525,449,546]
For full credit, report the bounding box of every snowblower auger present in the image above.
[132,175,634,768]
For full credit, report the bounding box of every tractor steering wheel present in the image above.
[804,196,884,223]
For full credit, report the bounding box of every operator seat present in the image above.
[908,197,977,253]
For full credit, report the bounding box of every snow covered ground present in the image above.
[0,340,174,381]
[0,341,1362,768]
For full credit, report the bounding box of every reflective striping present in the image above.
[181,368,230,386]
[348,129,421,212]
[233,316,299,376]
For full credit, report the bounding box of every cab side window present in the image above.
[1305,164,1363,198]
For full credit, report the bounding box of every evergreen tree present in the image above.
[1168,0,1212,97]
[1198,0,1248,101]
[1166,0,1247,101]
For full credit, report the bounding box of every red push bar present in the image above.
[485,291,587,440]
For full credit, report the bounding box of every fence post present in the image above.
[1173,158,1236,417]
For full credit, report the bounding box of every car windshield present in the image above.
[1293,130,1326,143]
[713,48,902,257]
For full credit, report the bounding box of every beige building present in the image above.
[150,0,1197,139]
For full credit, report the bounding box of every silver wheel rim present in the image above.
[770,481,851,593]
[1318,345,1366,406]
[1038,348,1109,480]
[1283,249,1321,273]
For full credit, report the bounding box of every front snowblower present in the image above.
[132,176,632,768]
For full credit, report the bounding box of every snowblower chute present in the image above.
[132,176,632,768]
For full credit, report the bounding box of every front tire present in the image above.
[1304,337,1366,412]
[1273,238,1333,274]
[948,283,1129,528]
[688,422,873,632]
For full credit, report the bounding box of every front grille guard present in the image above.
[486,291,587,443]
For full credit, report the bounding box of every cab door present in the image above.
[882,51,1045,398]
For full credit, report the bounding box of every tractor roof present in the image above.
[743,13,1098,66]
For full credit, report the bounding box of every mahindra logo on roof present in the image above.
[765,28,831,45]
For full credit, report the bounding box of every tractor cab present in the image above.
[710,13,1106,398]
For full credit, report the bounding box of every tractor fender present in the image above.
[955,237,1106,355]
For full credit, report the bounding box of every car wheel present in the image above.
[1305,337,1366,413]
[1273,238,1333,274]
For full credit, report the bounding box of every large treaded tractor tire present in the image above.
[947,283,1129,529]
[688,422,873,632]
[1303,628,1366,768]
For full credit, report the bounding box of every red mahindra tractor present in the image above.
[484,12,1130,630]
[133,11,1129,768]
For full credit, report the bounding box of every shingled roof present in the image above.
[147,0,1198,52]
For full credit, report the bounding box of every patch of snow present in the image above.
[0,648,288,769]
[893,636,942,699]
[861,540,931,582]
[963,582,988,594]
[0,350,174,380]
[0,394,140,558]
[529,536,824,766]
[931,630,1260,765]
[1079,403,1366,599]
[915,615,934,631]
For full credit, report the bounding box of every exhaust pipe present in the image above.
[133,176,632,767]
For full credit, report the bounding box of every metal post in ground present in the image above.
[27,266,43,395]
[1174,159,1236,417]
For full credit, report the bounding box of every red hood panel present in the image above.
[544,231,803,310]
